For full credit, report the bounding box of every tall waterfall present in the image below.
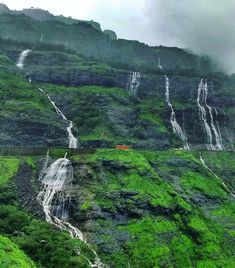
[200,154,235,198]
[39,88,78,148]
[197,79,224,150]
[197,79,213,150]
[204,81,224,150]
[214,108,224,150]
[37,154,106,267]
[16,49,32,69]
[165,75,189,150]
[127,71,141,95]
[158,57,163,69]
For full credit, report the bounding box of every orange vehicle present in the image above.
[115,145,130,150]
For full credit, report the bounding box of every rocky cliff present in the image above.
[0,149,234,267]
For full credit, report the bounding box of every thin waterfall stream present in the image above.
[204,80,224,150]
[165,75,189,150]
[39,88,78,148]
[126,71,141,95]
[16,50,78,148]
[200,154,235,198]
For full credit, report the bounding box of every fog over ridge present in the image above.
[1,0,235,73]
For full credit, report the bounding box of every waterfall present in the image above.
[158,57,163,69]
[197,79,224,150]
[165,75,189,150]
[16,49,32,69]
[37,154,106,267]
[200,154,235,198]
[204,81,224,150]
[127,71,141,95]
[39,88,78,149]
[214,108,224,150]
[39,150,50,181]
[197,79,215,150]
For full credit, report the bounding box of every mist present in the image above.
[1,0,235,73]
[145,0,235,73]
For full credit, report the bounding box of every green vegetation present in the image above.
[0,157,20,185]
[180,171,227,198]
[0,150,234,267]
[0,157,100,268]
[70,149,235,267]
[0,13,234,267]
[0,235,35,268]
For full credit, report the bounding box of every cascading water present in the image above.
[39,88,78,149]
[16,49,32,69]
[165,75,189,150]
[214,108,224,150]
[37,153,106,267]
[200,154,235,198]
[158,57,163,69]
[127,71,141,95]
[204,81,224,150]
[197,79,215,150]
[197,79,224,150]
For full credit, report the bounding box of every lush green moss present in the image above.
[180,171,227,198]
[170,235,195,268]
[0,150,235,268]
[0,235,36,268]
[0,157,20,186]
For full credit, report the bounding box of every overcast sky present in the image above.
[2,0,235,72]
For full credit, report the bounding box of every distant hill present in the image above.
[0,3,102,31]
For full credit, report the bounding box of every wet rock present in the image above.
[14,163,44,218]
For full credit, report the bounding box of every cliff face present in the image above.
[0,150,234,267]
[0,44,234,149]
[0,6,234,268]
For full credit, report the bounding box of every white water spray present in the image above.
[204,81,224,150]
[214,108,224,150]
[197,80,214,150]
[39,88,78,148]
[158,57,163,69]
[127,71,141,95]
[197,80,224,150]
[37,154,106,267]
[165,75,189,150]
[200,154,235,198]
[16,49,32,69]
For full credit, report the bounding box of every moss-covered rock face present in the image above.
[0,150,235,268]
[1,48,234,149]
[0,6,234,268]
[65,150,234,267]
[0,70,68,147]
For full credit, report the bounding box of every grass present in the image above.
[0,158,20,186]
[0,235,36,268]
